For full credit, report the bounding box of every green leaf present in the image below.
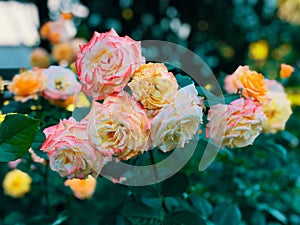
[51,211,68,225]
[212,204,241,225]
[256,204,287,224]
[164,197,180,212]
[0,114,40,162]
[188,194,213,219]
[161,172,189,197]
[141,197,162,209]
[3,212,25,225]
[31,128,47,159]
[164,211,207,225]
[223,93,241,104]
[121,201,164,225]
[175,74,194,87]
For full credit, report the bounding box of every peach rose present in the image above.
[42,66,81,100]
[64,175,97,200]
[30,47,51,68]
[128,63,178,109]
[262,79,292,133]
[150,84,203,152]
[52,42,75,64]
[206,98,266,149]
[41,118,105,178]
[76,29,145,100]
[8,68,47,102]
[280,63,294,78]
[87,91,150,160]
[224,66,268,103]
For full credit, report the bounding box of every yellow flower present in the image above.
[262,80,292,133]
[128,63,178,109]
[64,175,97,200]
[8,68,47,102]
[2,169,32,198]
[249,40,269,61]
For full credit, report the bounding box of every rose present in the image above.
[52,43,75,64]
[224,66,268,103]
[280,63,294,78]
[206,98,266,149]
[262,79,292,133]
[2,169,32,198]
[128,63,178,109]
[75,29,145,100]
[41,118,105,178]
[42,66,81,100]
[8,68,47,102]
[87,91,151,160]
[30,47,51,68]
[150,84,203,152]
[64,175,97,200]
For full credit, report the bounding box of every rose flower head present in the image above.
[128,63,178,109]
[87,91,151,160]
[280,63,294,79]
[8,68,47,102]
[75,29,145,100]
[64,175,97,200]
[42,66,81,100]
[224,66,268,103]
[206,98,266,149]
[41,118,105,179]
[262,79,292,133]
[150,84,203,152]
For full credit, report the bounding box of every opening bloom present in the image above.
[262,79,292,133]
[64,175,97,200]
[224,66,268,103]
[8,68,47,102]
[75,29,145,100]
[128,63,178,109]
[52,42,75,64]
[42,66,81,100]
[87,91,151,160]
[206,98,266,149]
[150,84,203,152]
[2,169,32,198]
[41,118,105,179]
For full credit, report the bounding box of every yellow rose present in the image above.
[262,79,292,133]
[128,63,178,109]
[2,169,32,198]
[8,68,47,102]
[249,40,269,61]
[64,175,97,200]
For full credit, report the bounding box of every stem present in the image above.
[149,150,159,181]
[44,160,50,214]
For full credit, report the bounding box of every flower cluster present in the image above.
[207,65,293,148]
[7,66,80,109]
[41,29,204,179]
[31,13,86,67]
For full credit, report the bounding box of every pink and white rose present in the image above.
[87,91,151,160]
[206,98,266,149]
[76,29,145,100]
[42,66,81,100]
[150,84,203,152]
[41,118,105,178]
